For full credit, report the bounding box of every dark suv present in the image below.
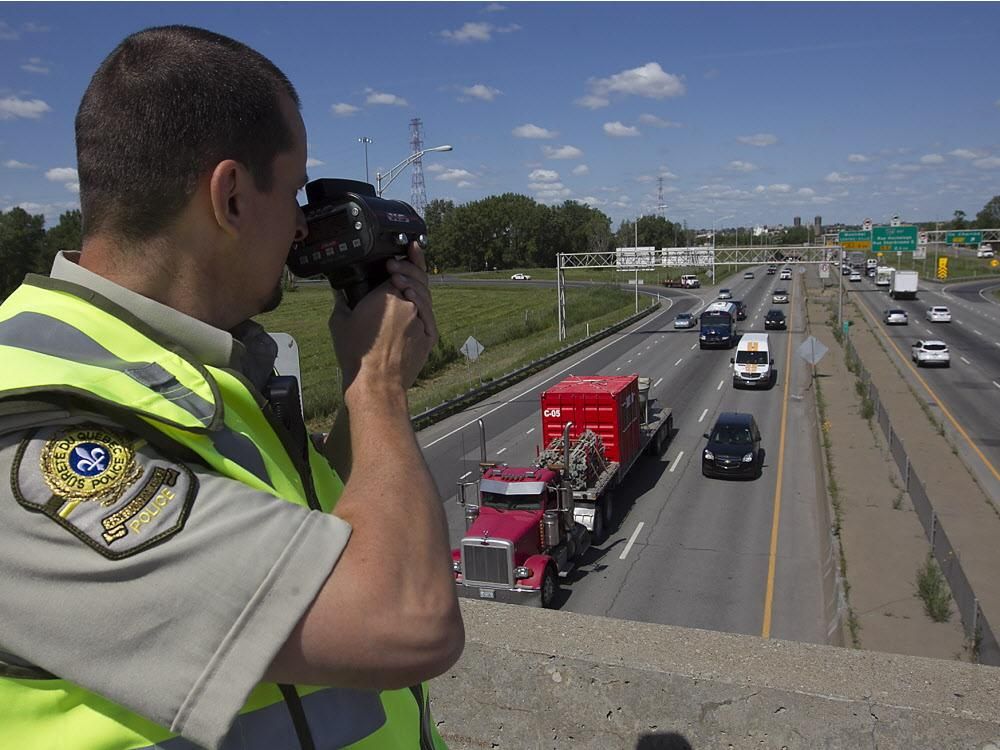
[764,309,786,330]
[702,412,763,479]
[733,300,748,320]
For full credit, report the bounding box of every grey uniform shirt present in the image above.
[0,253,352,747]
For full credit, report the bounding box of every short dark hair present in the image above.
[76,25,300,242]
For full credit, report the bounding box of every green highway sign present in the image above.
[946,230,983,245]
[838,230,871,250]
[872,225,917,253]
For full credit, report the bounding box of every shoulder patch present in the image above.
[12,424,198,560]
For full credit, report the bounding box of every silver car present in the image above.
[673,312,695,329]
[911,340,950,367]
[718,289,733,300]
[884,309,908,325]
[772,289,789,304]
[926,306,951,323]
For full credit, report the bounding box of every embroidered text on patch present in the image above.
[40,426,142,506]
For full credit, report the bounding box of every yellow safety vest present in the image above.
[0,276,445,750]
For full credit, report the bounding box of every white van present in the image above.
[731,333,774,389]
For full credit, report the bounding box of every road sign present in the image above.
[460,336,485,362]
[842,321,850,336]
[992,259,999,268]
[819,262,830,278]
[838,230,871,250]
[797,336,828,366]
[937,256,948,280]
[945,230,983,246]
[872,225,917,253]
[913,245,927,260]
[616,247,657,270]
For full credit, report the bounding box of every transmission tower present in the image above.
[657,177,666,217]
[409,118,428,216]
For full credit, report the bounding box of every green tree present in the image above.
[975,195,1000,229]
[0,207,46,301]
[951,209,967,230]
[38,209,83,273]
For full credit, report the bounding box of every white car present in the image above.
[779,269,792,280]
[977,246,995,258]
[911,340,950,367]
[772,289,789,304]
[884,309,908,325]
[849,271,862,282]
[718,288,733,300]
[926,306,952,323]
[510,273,532,280]
[743,271,755,279]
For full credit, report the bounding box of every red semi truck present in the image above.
[452,374,673,607]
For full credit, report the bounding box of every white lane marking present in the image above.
[646,345,651,351]
[995,342,1000,347]
[526,428,535,435]
[961,357,971,365]
[459,471,472,480]
[974,329,983,336]
[674,358,683,366]
[698,408,708,423]
[616,366,622,372]
[495,447,507,455]
[669,451,685,473]
[627,359,633,364]
[637,352,643,357]
[717,380,724,391]
[653,377,663,388]
[993,381,1000,390]
[421,305,677,449]
[619,522,644,560]
[924,328,933,335]
[690,343,697,350]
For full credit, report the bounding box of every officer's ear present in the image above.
[209,159,252,238]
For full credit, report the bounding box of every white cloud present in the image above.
[949,148,981,159]
[797,187,816,197]
[528,169,559,183]
[728,160,756,172]
[66,182,80,194]
[543,144,583,159]
[920,153,944,164]
[588,62,685,101]
[6,200,78,224]
[635,175,655,183]
[847,153,870,163]
[572,164,590,176]
[45,167,78,182]
[0,21,18,40]
[638,114,681,128]
[23,22,50,33]
[528,180,567,191]
[459,83,501,101]
[331,103,359,117]
[4,159,34,169]
[512,123,556,139]
[576,94,610,109]
[364,89,408,107]
[21,57,49,74]
[437,168,476,182]
[534,186,572,201]
[737,133,778,147]
[425,163,446,173]
[767,184,791,193]
[305,157,325,168]
[888,163,921,173]
[579,196,604,206]
[484,3,506,11]
[440,21,520,43]
[603,121,640,137]
[825,171,865,184]
[973,157,1000,169]
[0,96,51,120]
[456,181,473,188]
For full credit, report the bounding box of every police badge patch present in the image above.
[12,424,198,559]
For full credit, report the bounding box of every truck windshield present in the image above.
[736,351,768,364]
[480,492,543,511]
[700,313,732,327]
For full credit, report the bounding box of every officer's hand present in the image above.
[386,243,437,340]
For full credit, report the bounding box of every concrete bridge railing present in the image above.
[429,600,1000,749]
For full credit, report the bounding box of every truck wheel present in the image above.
[540,566,559,609]
[592,505,606,544]
[603,493,615,527]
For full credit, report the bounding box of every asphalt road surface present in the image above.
[418,269,830,644]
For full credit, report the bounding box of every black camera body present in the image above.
[287,178,427,307]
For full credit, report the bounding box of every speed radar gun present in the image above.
[287,178,428,308]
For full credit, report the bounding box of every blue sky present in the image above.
[2,2,999,231]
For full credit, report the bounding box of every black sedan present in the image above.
[702,412,763,480]
[764,309,787,330]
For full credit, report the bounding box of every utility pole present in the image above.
[409,118,428,216]
[358,137,373,182]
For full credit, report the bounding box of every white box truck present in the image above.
[889,269,919,299]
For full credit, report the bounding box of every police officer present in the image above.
[0,25,464,749]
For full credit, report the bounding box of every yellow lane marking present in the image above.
[762,284,794,638]
[855,301,1000,485]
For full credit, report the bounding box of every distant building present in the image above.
[793,216,801,227]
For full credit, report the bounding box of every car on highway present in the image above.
[926,306,952,323]
[772,288,789,304]
[884,309,909,325]
[718,288,733,300]
[764,309,787,330]
[510,272,532,280]
[779,268,792,280]
[702,412,763,480]
[673,312,695,329]
[743,270,755,279]
[842,265,852,276]
[849,271,862,282]
[767,265,777,275]
[733,300,747,320]
[911,340,950,367]
[977,245,995,258]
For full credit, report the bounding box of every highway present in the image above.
[417,269,831,644]
[846,273,1000,501]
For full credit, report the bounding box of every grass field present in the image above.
[256,282,640,430]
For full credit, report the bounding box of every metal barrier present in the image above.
[843,334,1000,665]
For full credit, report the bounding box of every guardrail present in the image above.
[411,301,661,431]
[843,334,1000,665]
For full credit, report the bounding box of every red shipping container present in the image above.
[540,375,641,468]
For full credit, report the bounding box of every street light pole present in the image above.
[634,215,639,313]
[375,144,453,197]
[358,137,373,183]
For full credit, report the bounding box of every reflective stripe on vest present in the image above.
[0,278,445,750]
